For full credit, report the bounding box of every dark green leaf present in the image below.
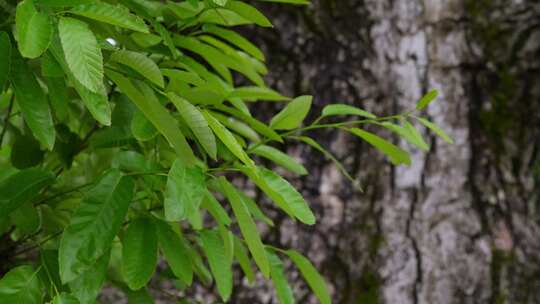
[155,220,193,285]
[0,32,11,90]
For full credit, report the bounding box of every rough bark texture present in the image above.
[228,1,540,303]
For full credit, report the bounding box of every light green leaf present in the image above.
[69,250,110,304]
[0,265,42,304]
[321,104,376,119]
[202,192,231,227]
[212,0,228,6]
[203,25,265,61]
[219,177,270,277]
[166,1,204,19]
[0,32,11,90]
[225,1,273,27]
[106,70,196,165]
[122,218,158,290]
[197,9,252,26]
[36,0,94,6]
[153,21,181,59]
[15,0,52,59]
[228,86,289,102]
[268,251,295,304]
[286,250,331,304]
[131,32,162,48]
[257,0,309,4]
[414,116,454,144]
[110,50,164,88]
[169,93,217,159]
[210,111,260,142]
[59,169,134,283]
[155,220,193,285]
[52,293,80,304]
[379,122,429,151]
[58,17,104,93]
[416,89,438,110]
[0,168,54,221]
[162,69,205,86]
[203,110,255,168]
[237,191,274,227]
[200,229,233,302]
[215,105,283,143]
[164,159,206,222]
[70,2,149,33]
[10,53,55,150]
[250,144,308,175]
[233,236,255,283]
[348,128,411,166]
[270,95,312,130]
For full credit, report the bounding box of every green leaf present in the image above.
[210,111,260,142]
[70,2,149,33]
[203,110,255,168]
[212,0,228,6]
[169,93,217,159]
[225,1,273,27]
[286,250,331,304]
[45,76,70,122]
[348,128,411,166]
[200,229,233,301]
[69,250,110,304]
[414,116,454,144]
[155,220,193,285]
[379,121,429,151]
[197,9,252,27]
[250,144,308,175]
[36,0,94,6]
[268,251,295,304]
[131,109,158,141]
[256,0,309,4]
[10,53,56,150]
[164,159,206,222]
[58,17,104,93]
[228,86,289,102]
[203,25,265,61]
[202,192,231,227]
[153,21,181,59]
[162,69,205,87]
[321,104,376,119]
[237,191,274,227]
[219,177,270,277]
[52,293,80,304]
[122,218,158,290]
[270,95,312,130]
[416,89,438,110]
[110,50,164,88]
[126,288,154,304]
[0,265,42,304]
[233,236,255,283]
[239,165,315,224]
[106,70,196,165]
[0,32,11,90]
[59,169,134,283]
[131,32,162,48]
[10,202,41,235]
[215,105,283,143]
[0,168,54,221]
[15,0,52,59]
[49,38,111,126]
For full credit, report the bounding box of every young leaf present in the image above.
[0,32,11,90]
[10,53,56,150]
[155,220,193,285]
[70,2,149,33]
[110,50,164,88]
[225,1,273,27]
[321,104,376,119]
[379,122,429,151]
[233,236,255,283]
[59,169,134,283]
[250,144,308,175]
[416,89,438,110]
[286,250,331,304]
[270,95,312,130]
[15,0,52,58]
[268,251,295,304]
[59,17,104,93]
[200,229,233,302]
[348,128,411,166]
[219,177,270,278]
[0,265,42,304]
[168,93,217,159]
[164,159,206,222]
[107,70,196,165]
[203,110,255,168]
[122,217,158,290]
[228,86,289,102]
[414,116,454,144]
[0,168,54,221]
[203,25,265,61]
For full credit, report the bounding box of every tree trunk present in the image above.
[231,1,540,303]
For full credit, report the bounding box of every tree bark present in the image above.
[230,1,540,303]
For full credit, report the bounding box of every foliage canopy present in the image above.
[0,0,451,302]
